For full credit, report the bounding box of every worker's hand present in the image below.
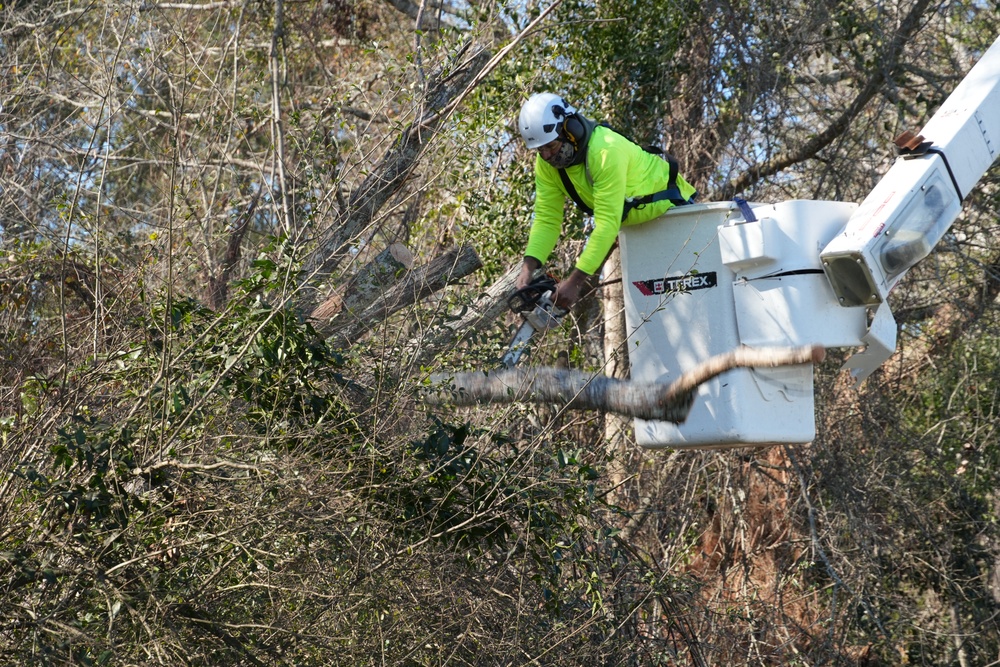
[553,269,589,310]
[515,257,542,290]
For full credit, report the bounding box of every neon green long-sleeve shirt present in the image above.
[524,125,697,275]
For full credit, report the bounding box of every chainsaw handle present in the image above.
[508,274,558,313]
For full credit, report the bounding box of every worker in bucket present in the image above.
[515,92,698,309]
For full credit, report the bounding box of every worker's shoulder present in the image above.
[589,125,645,161]
[587,125,639,170]
[591,123,630,147]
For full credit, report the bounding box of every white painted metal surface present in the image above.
[821,35,1000,306]
[620,201,861,449]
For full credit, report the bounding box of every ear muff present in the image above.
[562,115,585,148]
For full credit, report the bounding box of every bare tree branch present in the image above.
[139,1,241,10]
[408,263,520,366]
[300,0,564,312]
[381,0,467,28]
[299,49,491,303]
[426,345,826,422]
[719,0,938,199]
[309,243,414,322]
[269,0,293,235]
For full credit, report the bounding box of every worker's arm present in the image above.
[522,157,565,278]
[575,145,627,274]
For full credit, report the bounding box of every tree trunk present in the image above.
[601,248,631,499]
[207,192,258,310]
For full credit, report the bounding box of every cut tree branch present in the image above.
[319,244,482,345]
[425,345,826,422]
[300,0,564,311]
[408,263,520,367]
[299,48,491,303]
[309,243,414,322]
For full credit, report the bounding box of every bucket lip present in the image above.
[662,201,736,217]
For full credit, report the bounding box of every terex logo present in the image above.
[632,271,718,296]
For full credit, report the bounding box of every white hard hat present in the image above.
[518,93,577,149]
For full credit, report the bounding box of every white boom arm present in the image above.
[821,36,1000,306]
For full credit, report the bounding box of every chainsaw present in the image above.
[500,274,567,369]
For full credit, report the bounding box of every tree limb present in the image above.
[319,244,482,345]
[408,263,520,366]
[425,345,826,422]
[269,0,293,235]
[309,243,414,322]
[300,0,564,311]
[719,0,937,199]
[139,1,241,10]
[299,48,491,305]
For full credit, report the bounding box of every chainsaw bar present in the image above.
[500,318,539,369]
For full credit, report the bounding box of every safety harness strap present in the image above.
[558,126,696,221]
[621,152,695,219]
[557,169,594,216]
